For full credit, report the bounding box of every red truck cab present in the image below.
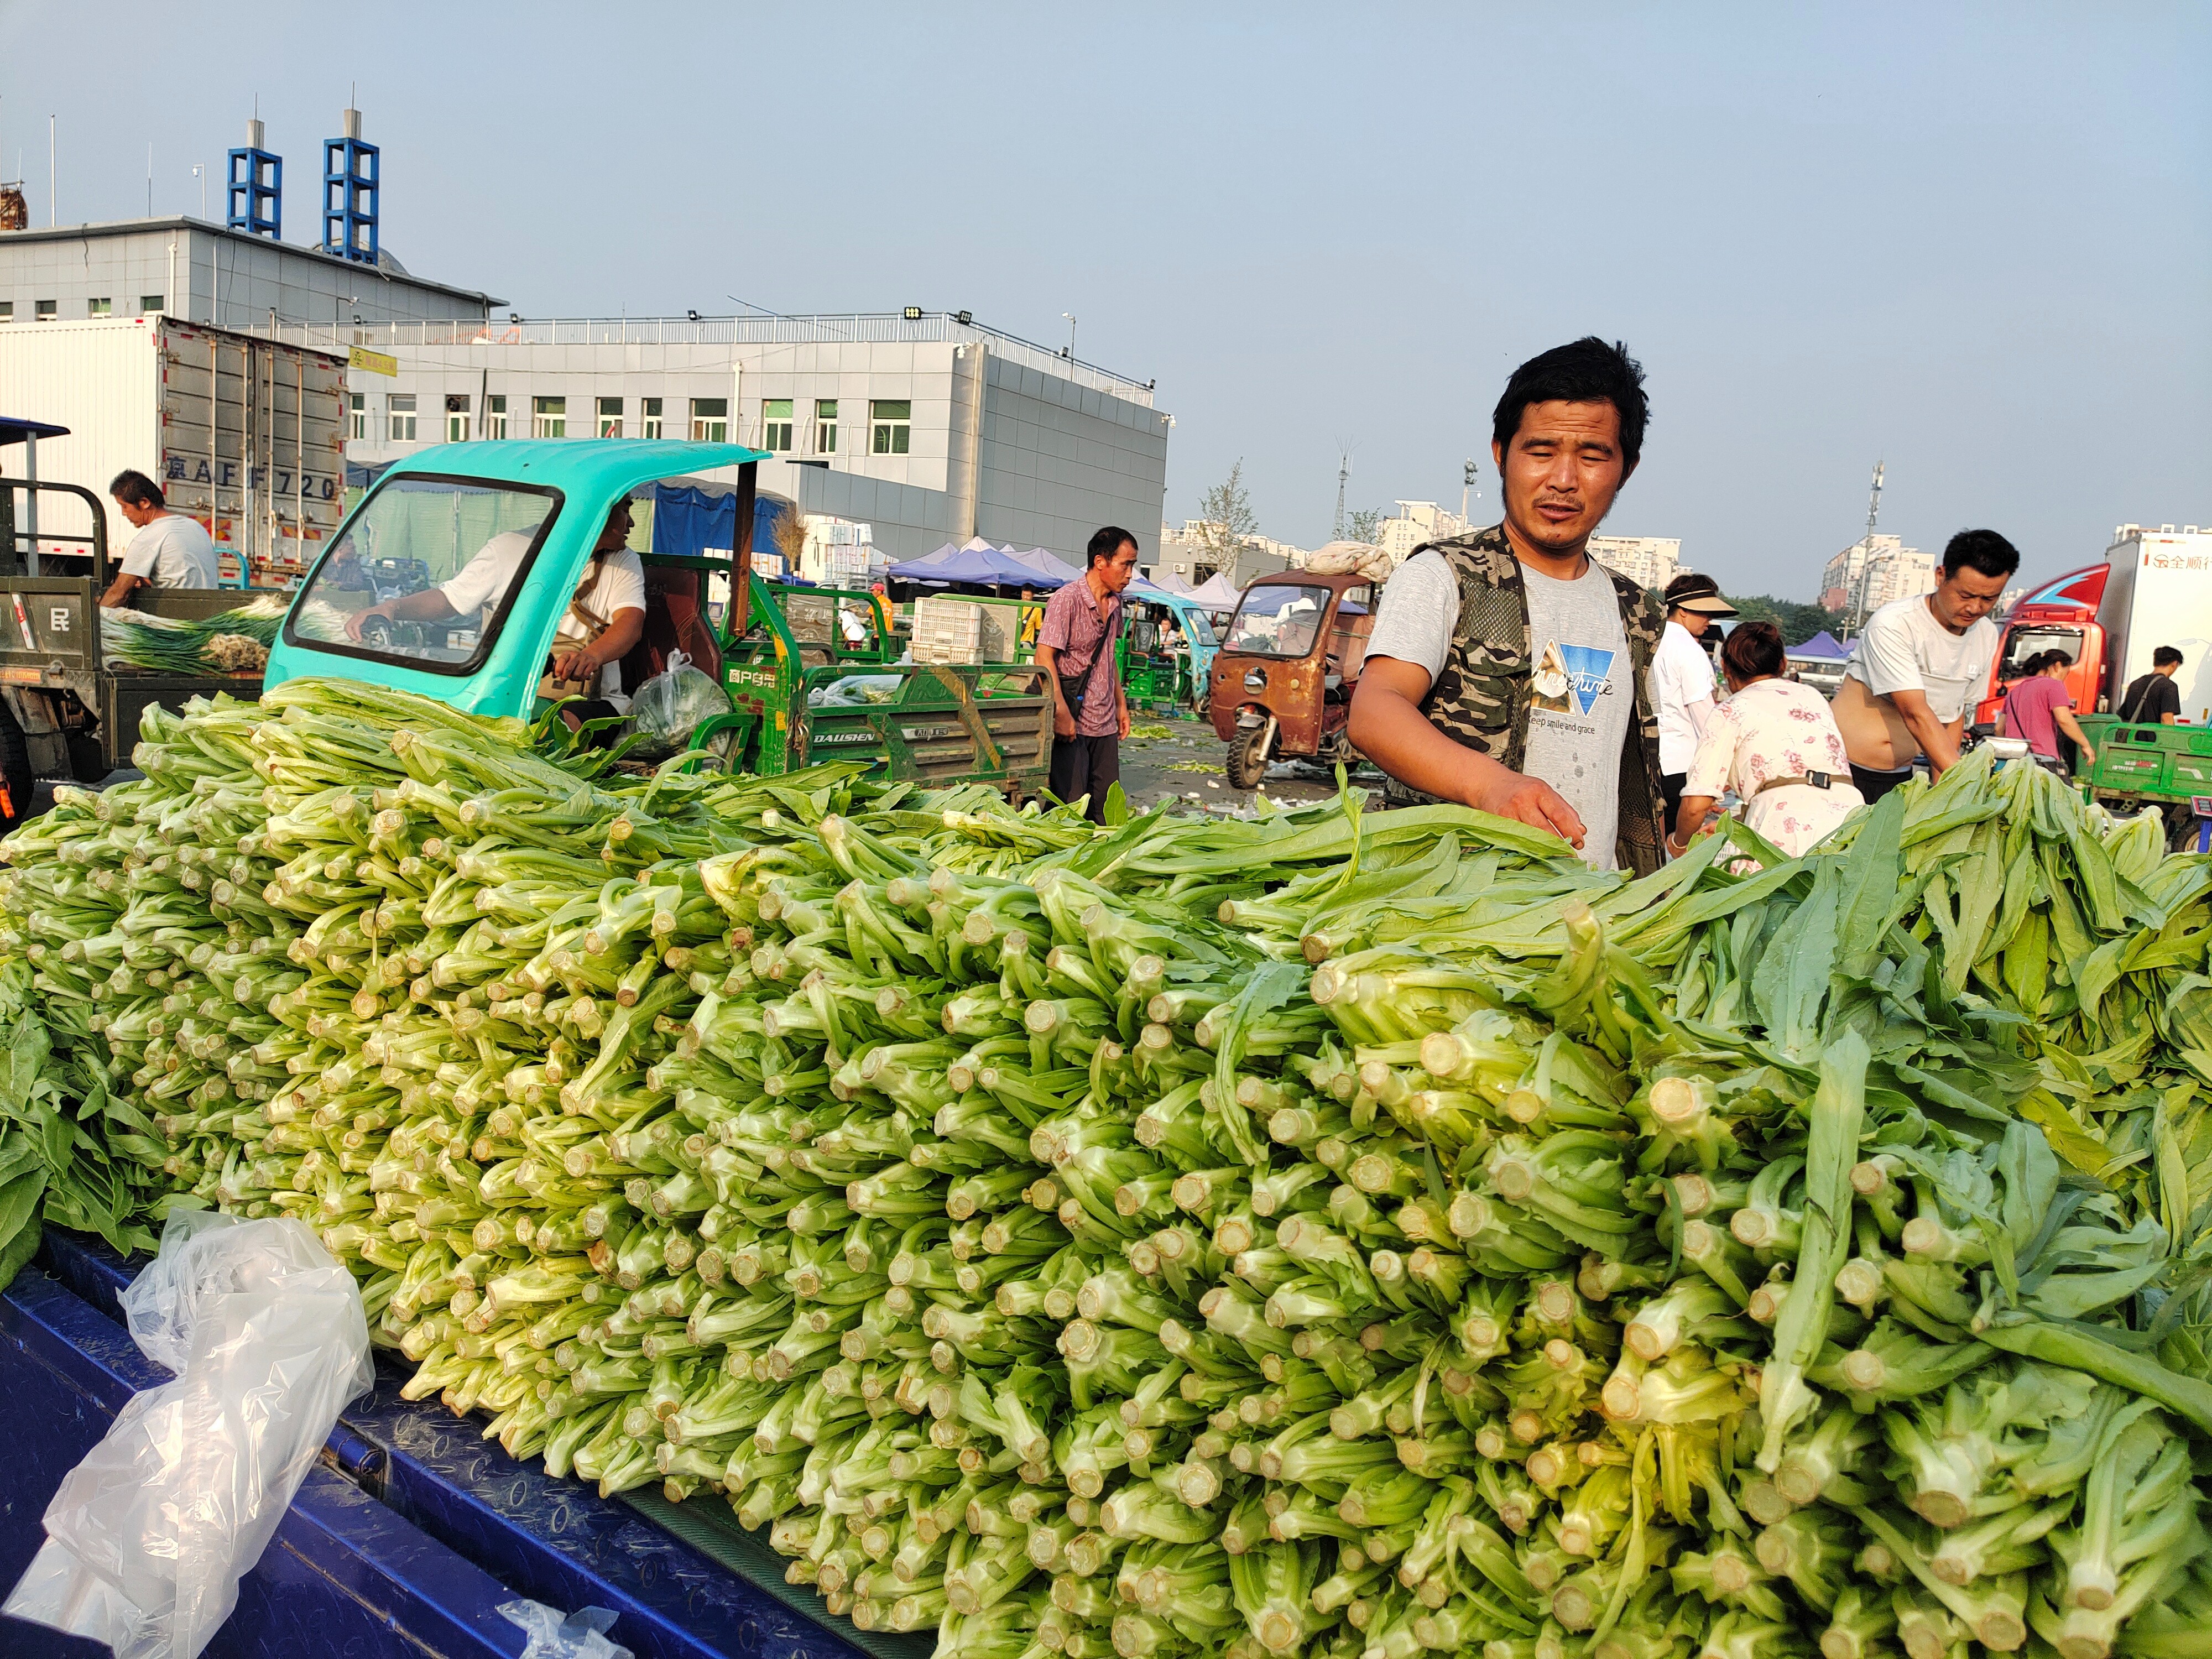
[1974,563,2109,726]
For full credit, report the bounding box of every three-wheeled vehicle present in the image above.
[1206,571,1375,787]
[2,417,269,820]
[266,440,1057,796]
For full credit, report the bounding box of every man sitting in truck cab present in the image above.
[345,498,646,726]
[101,470,221,606]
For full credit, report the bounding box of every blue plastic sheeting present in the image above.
[0,1262,526,1659]
[29,1232,873,1659]
[1788,629,1850,661]
[650,484,791,566]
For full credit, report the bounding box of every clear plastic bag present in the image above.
[2,1208,373,1659]
[627,649,731,758]
[499,1599,634,1659]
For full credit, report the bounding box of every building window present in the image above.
[761,399,794,452]
[870,399,911,455]
[388,394,418,442]
[533,395,567,438]
[690,397,728,443]
[87,297,112,316]
[486,394,508,439]
[140,294,164,314]
[0,302,13,322]
[349,392,367,441]
[597,396,624,439]
[641,397,663,440]
[34,300,56,321]
[445,393,471,442]
[816,399,838,455]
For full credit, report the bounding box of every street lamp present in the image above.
[1061,312,1076,362]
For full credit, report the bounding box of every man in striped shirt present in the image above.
[1037,526,1139,822]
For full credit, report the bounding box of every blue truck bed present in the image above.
[2,1232,877,1659]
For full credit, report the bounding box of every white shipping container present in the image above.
[0,316,348,583]
[2097,529,2212,724]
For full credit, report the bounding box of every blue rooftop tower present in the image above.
[226,118,281,238]
[322,107,379,265]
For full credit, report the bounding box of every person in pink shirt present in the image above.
[1999,651,2098,771]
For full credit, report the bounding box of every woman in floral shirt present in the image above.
[1670,622,1866,858]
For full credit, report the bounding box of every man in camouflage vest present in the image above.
[1348,337,1668,874]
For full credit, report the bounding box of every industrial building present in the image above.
[0,111,1171,568]
[309,312,1170,564]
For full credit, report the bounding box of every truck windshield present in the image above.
[1225,585,1330,659]
[286,476,561,673]
[1997,625,2084,682]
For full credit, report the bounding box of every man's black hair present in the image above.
[109,469,165,510]
[1942,529,2021,581]
[1087,525,1138,567]
[2155,645,2185,668]
[1492,337,1649,470]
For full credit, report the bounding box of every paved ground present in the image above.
[1114,711,1381,815]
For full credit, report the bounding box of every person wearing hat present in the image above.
[1653,572,1738,831]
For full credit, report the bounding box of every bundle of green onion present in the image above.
[100,591,289,676]
[4,684,2211,1659]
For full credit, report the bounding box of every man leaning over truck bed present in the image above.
[1830,529,2019,802]
[101,470,221,606]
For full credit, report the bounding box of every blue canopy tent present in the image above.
[886,544,1071,590]
[1788,629,1849,661]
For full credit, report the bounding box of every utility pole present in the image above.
[1845,460,1886,638]
[1333,446,1351,540]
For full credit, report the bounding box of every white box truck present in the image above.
[0,315,347,585]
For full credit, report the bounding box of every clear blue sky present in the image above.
[6,2,2206,594]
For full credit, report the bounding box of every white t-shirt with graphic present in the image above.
[1366,549,1632,869]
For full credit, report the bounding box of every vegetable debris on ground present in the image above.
[4,691,2212,1659]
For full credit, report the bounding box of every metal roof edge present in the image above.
[0,215,507,308]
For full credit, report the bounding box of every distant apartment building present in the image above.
[1155,520,1294,588]
[1587,535,1682,593]
[1375,500,1472,561]
[1819,535,1936,614]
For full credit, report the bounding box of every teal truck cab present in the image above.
[268,440,1055,793]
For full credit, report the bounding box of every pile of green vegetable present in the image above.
[100,592,289,675]
[5,680,2212,1659]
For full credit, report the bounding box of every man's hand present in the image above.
[1117,701,1130,740]
[1053,704,1078,739]
[551,645,600,685]
[343,602,390,641]
[1473,768,1587,849]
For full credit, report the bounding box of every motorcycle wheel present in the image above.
[1227,724,1272,790]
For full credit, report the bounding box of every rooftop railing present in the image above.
[262,311,1157,405]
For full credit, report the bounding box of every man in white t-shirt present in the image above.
[101,469,222,606]
[347,497,648,719]
[1832,529,2019,802]
[1652,571,1737,827]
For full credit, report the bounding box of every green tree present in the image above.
[1194,461,1260,576]
[1725,593,1835,646]
[1345,508,1384,544]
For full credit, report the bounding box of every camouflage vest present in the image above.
[1380,526,1671,876]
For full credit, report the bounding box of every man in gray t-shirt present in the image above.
[1365,553,1631,865]
[1347,336,1670,875]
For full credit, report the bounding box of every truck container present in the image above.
[0,315,347,586]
